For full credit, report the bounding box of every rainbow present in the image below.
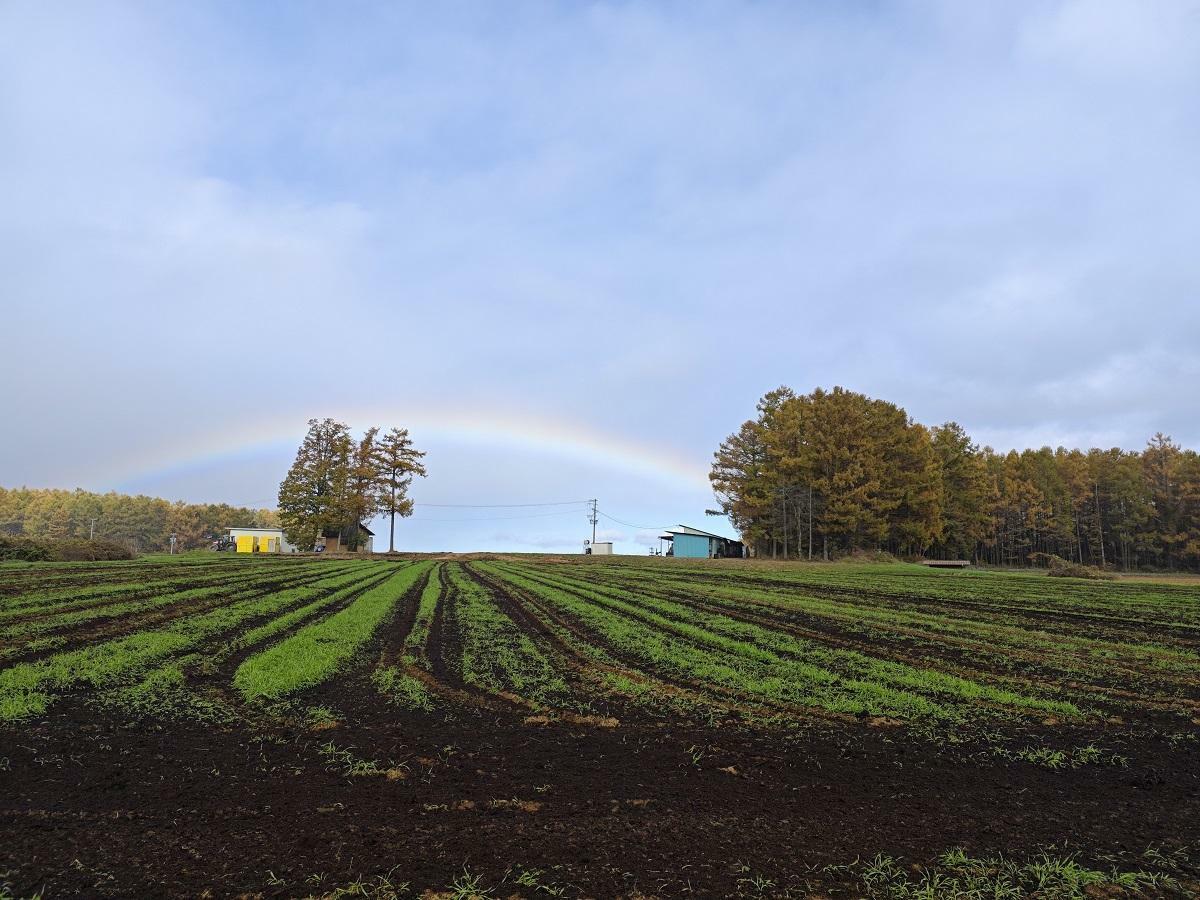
[105,405,712,494]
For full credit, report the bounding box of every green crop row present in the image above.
[585,565,1200,690]
[401,564,444,669]
[222,567,399,661]
[596,560,1199,634]
[0,570,235,615]
[0,558,320,618]
[619,558,1200,625]
[446,563,581,711]
[0,562,372,721]
[0,561,331,644]
[0,564,336,667]
[591,563,1200,700]
[372,666,435,711]
[484,563,971,722]
[234,563,430,702]
[513,563,1082,719]
[82,567,402,722]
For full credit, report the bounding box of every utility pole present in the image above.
[89,518,97,540]
[588,499,598,545]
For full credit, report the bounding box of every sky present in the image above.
[3,1,1199,554]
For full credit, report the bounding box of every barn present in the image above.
[319,523,375,554]
[661,525,745,559]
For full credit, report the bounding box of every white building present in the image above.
[226,526,298,554]
[589,542,614,555]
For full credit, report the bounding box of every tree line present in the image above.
[0,486,277,552]
[710,386,1200,571]
[277,418,426,553]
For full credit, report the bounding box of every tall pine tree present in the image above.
[373,427,427,553]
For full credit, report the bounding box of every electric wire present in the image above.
[405,509,589,523]
[412,500,591,509]
[597,510,669,532]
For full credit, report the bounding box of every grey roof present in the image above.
[662,524,740,541]
[321,522,375,538]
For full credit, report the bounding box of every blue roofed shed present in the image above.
[661,525,745,559]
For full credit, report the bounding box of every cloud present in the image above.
[2,1,1199,551]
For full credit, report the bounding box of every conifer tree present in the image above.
[373,427,427,553]
[278,418,352,551]
[339,427,382,552]
[931,422,993,560]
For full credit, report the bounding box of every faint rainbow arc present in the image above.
[105,407,712,494]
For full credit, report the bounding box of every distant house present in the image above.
[226,526,298,554]
[660,525,744,559]
[319,523,374,554]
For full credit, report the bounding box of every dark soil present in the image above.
[2,689,1199,898]
[3,560,1200,897]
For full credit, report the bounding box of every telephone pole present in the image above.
[588,499,598,545]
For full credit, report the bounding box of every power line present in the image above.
[597,510,668,532]
[413,500,591,509]
[407,509,590,523]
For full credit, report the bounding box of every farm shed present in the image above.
[319,523,374,554]
[226,527,298,554]
[589,542,614,555]
[661,525,744,559]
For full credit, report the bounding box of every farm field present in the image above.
[1,555,1198,898]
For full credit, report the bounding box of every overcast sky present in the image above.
[3,1,1199,553]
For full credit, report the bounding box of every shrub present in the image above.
[54,538,135,561]
[0,535,135,562]
[0,535,50,561]
[1043,555,1116,581]
[837,548,899,564]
